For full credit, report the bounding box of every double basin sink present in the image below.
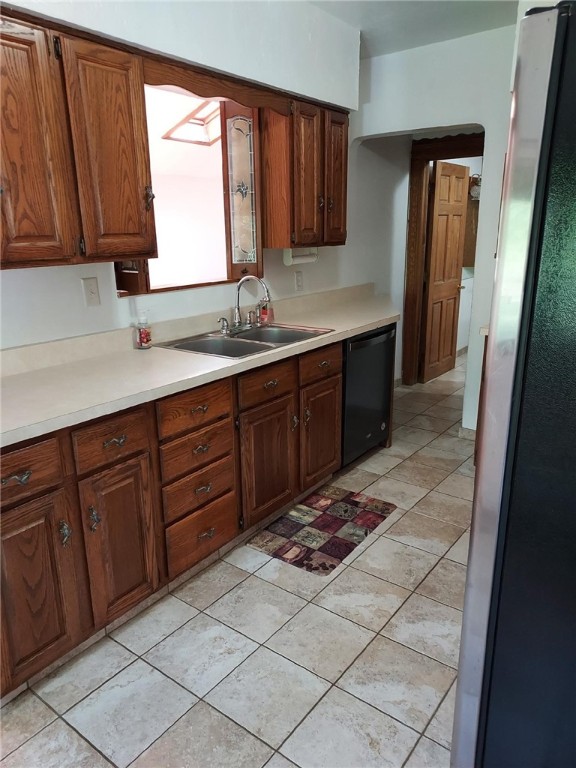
[157,323,334,358]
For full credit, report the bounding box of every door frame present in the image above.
[402,132,484,385]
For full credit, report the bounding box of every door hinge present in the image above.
[78,236,86,257]
[291,232,296,244]
[234,417,240,430]
[239,513,245,531]
[53,36,62,60]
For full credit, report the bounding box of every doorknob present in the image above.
[457,285,465,291]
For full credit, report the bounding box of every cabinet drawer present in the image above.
[162,454,235,525]
[165,491,238,579]
[238,359,298,410]
[299,343,343,386]
[1,438,65,507]
[72,409,149,475]
[159,419,233,484]
[157,379,232,440]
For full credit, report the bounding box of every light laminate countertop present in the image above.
[1,295,399,448]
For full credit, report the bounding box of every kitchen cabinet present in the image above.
[0,18,156,268]
[156,379,239,579]
[260,102,349,248]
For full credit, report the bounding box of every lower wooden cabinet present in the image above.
[0,489,87,691]
[78,454,158,627]
[300,374,342,491]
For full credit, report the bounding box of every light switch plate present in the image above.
[81,277,101,307]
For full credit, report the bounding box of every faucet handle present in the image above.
[217,317,230,335]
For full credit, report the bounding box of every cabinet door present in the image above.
[300,375,342,491]
[324,110,348,245]
[78,454,158,626]
[0,490,83,692]
[60,36,156,260]
[293,102,323,246]
[0,19,81,266]
[239,394,298,528]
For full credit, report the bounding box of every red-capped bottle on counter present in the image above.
[135,312,152,349]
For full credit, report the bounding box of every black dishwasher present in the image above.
[342,323,396,467]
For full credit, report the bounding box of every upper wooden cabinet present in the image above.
[0,19,156,268]
[261,102,349,248]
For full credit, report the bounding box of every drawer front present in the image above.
[165,491,238,579]
[72,409,149,475]
[0,438,65,507]
[238,359,298,410]
[299,343,343,386]
[157,379,232,440]
[159,419,233,484]
[162,454,235,525]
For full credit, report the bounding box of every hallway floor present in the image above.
[0,357,473,768]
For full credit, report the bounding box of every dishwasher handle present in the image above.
[348,328,395,351]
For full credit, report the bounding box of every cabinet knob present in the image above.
[291,414,299,432]
[144,185,155,211]
[59,520,72,547]
[193,443,210,455]
[318,195,325,211]
[328,197,334,213]
[195,483,212,495]
[304,407,312,427]
[318,360,331,369]
[198,527,216,541]
[1,469,32,486]
[263,379,279,390]
[190,405,209,415]
[88,505,102,532]
[103,434,127,449]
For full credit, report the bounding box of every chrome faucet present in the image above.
[233,276,271,328]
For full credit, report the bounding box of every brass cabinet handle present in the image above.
[304,407,312,427]
[88,505,101,532]
[263,379,278,390]
[195,483,212,495]
[291,414,299,432]
[103,434,127,449]
[318,360,331,369]
[190,405,209,415]
[328,197,334,213]
[59,520,72,547]
[193,444,210,455]
[318,195,325,211]
[144,185,155,211]
[198,527,216,541]
[1,469,32,486]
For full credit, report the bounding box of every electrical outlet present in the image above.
[81,277,101,307]
[295,270,304,292]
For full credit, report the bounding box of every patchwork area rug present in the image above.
[247,485,396,575]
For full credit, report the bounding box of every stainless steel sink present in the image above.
[233,324,332,344]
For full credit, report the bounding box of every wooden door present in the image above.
[59,36,156,260]
[78,454,157,627]
[0,19,81,267]
[300,375,342,491]
[292,102,323,246]
[324,111,348,245]
[239,395,298,528]
[420,161,469,381]
[0,490,83,691]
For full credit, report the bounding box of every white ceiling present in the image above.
[310,0,518,58]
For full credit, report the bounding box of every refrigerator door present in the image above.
[452,6,570,767]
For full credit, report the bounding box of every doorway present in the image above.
[402,133,484,385]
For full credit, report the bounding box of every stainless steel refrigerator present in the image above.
[452,3,576,766]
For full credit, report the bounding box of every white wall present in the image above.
[351,25,517,428]
[9,0,359,110]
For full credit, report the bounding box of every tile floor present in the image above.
[0,356,474,768]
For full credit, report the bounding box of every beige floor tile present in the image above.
[412,491,472,528]
[417,560,467,610]
[172,560,249,610]
[437,369,466,383]
[363,476,429,511]
[384,510,465,556]
[265,754,297,768]
[313,566,410,631]
[333,466,381,492]
[379,438,421,460]
[411,446,465,473]
[422,404,462,423]
[254,557,336,600]
[391,395,434,414]
[144,613,256,696]
[455,456,476,477]
[425,681,457,749]
[355,449,403,474]
[445,529,470,565]
[110,595,198,655]
[407,414,455,433]
[205,647,330,749]
[131,701,273,768]
[351,536,438,590]
[338,636,455,731]
[32,636,136,714]
[0,691,56,759]
[64,660,195,768]
[413,379,463,395]
[439,393,464,409]
[392,408,415,426]
[205,575,306,643]
[265,603,374,682]
[426,434,475,458]
[341,531,380,564]
[405,736,451,768]
[387,458,451,490]
[372,507,408,535]
[435,473,475,501]
[392,425,439,447]
[381,594,462,668]
[223,544,271,573]
[0,719,111,768]
[280,687,418,768]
